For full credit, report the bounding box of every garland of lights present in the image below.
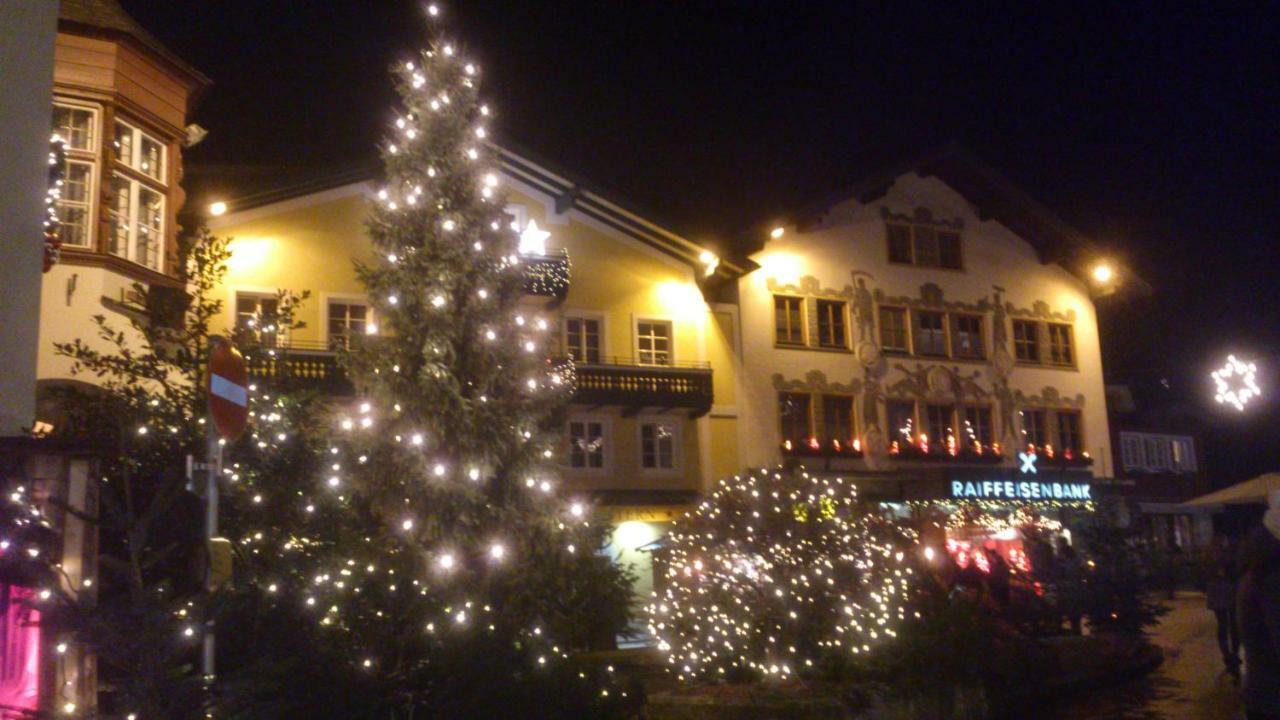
[650,466,916,682]
[44,135,66,272]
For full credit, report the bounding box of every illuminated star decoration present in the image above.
[518,219,550,256]
[1212,354,1261,411]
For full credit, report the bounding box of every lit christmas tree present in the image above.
[220,6,633,716]
[649,467,915,682]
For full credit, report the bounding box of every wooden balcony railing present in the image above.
[570,357,714,418]
[243,341,354,396]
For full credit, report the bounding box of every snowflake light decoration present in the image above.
[1212,354,1261,411]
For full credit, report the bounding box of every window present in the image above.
[568,420,605,469]
[887,224,913,263]
[923,404,954,448]
[951,314,984,359]
[774,296,804,346]
[938,231,962,269]
[886,221,963,269]
[820,394,855,446]
[57,160,94,247]
[108,176,164,270]
[816,300,847,348]
[1021,409,1048,450]
[564,316,601,364]
[912,226,939,267]
[53,105,95,151]
[961,406,993,449]
[1047,323,1074,366]
[236,293,283,347]
[1056,411,1083,454]
[914,311,947,356]
[879,307,909,352]
[114,120,165,182]
[640,422,677,470]
[52,103,99,248]
[778,393,812,446]
[886,400,916,445]
[1013,320,1040,363]
[328,301,368,349]
[636,320,672,366]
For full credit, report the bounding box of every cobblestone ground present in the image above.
[1043,592,1243,720]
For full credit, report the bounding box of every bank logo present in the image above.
[1018,451,1038,474]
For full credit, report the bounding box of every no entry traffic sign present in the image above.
[208,338,249,441]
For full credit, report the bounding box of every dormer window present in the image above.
[886,221,962,269]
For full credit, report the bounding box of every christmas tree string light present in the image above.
[650,466,916,682]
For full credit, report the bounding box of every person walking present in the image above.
[1206,534,1241,677]
[1239,495,1280,720]
[1056,537,1085,634]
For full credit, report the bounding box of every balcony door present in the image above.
[636,319,672,366]
[235,292,285,348]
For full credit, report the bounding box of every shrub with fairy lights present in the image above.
[650,467,916,682]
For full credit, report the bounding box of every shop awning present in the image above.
[1183,472,1280,507]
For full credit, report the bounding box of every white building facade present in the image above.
[734,151,1122,502]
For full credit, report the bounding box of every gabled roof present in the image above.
[59,0,210,89]
[205,146,748,282]
[793,144,1150,294]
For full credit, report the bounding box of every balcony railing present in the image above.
[570,357,714,418]
[243,341,354,396]
[522,249,570,300]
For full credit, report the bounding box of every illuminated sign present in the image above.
[950,479,1092,501]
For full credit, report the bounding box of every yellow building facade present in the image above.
[207,150,745,605]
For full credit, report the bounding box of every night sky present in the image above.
[120,0,1278,483]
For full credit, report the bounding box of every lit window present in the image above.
[1047,323,1074,366]
[57,160,94,247]
[774,296,804,346]
[636,320,672,366]
[328,301,368,350]
[778,393,812,446]
[816,300,847,348]
[1013,320,1040,363]
[951,314,984,359]
[114,120,166,182]
[640,422,677,470]
[568,420,605,469]
[879,307,909,352]
[236,293,283,348]
[565,317,601,364]
[914,311,947,356]
[52,105,95,151]
[108,175,164,270]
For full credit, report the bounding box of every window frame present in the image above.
[885,399,918,448]
[1046,323,1075,367]
[778,392,814,447]
[563,313,604,364]
[960,405,994,450]
[566,416,609,472]
[113,118,167,184]
[815,299,849,349]
[878,305,910,353]
[1020,408,1049,451]
[912,309,949,357]
[773,295,806,347]
[1055,410,1084,456]
[638,419,680,473]
[1012,320,1041,364]
[234,291,287,348]
[884,221,964,270]
[51,100,102,249]
[324,295,371,350]
[819,393,856,448]
[950,313,985,360]
[923,403,956,450]
[635,318,674,366]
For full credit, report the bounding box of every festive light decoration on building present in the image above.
[650,466,915,682]
[1212,354,1261,411]
[43,135,66,272]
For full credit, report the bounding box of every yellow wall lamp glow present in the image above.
[225,237,274,275]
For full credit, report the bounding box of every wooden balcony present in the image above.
[243,341,354,396]
[570,357,714,418]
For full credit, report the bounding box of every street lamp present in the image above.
[1091,262,1114,284]
[208,201,227,217]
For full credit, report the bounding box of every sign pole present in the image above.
[203,433,220,681]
